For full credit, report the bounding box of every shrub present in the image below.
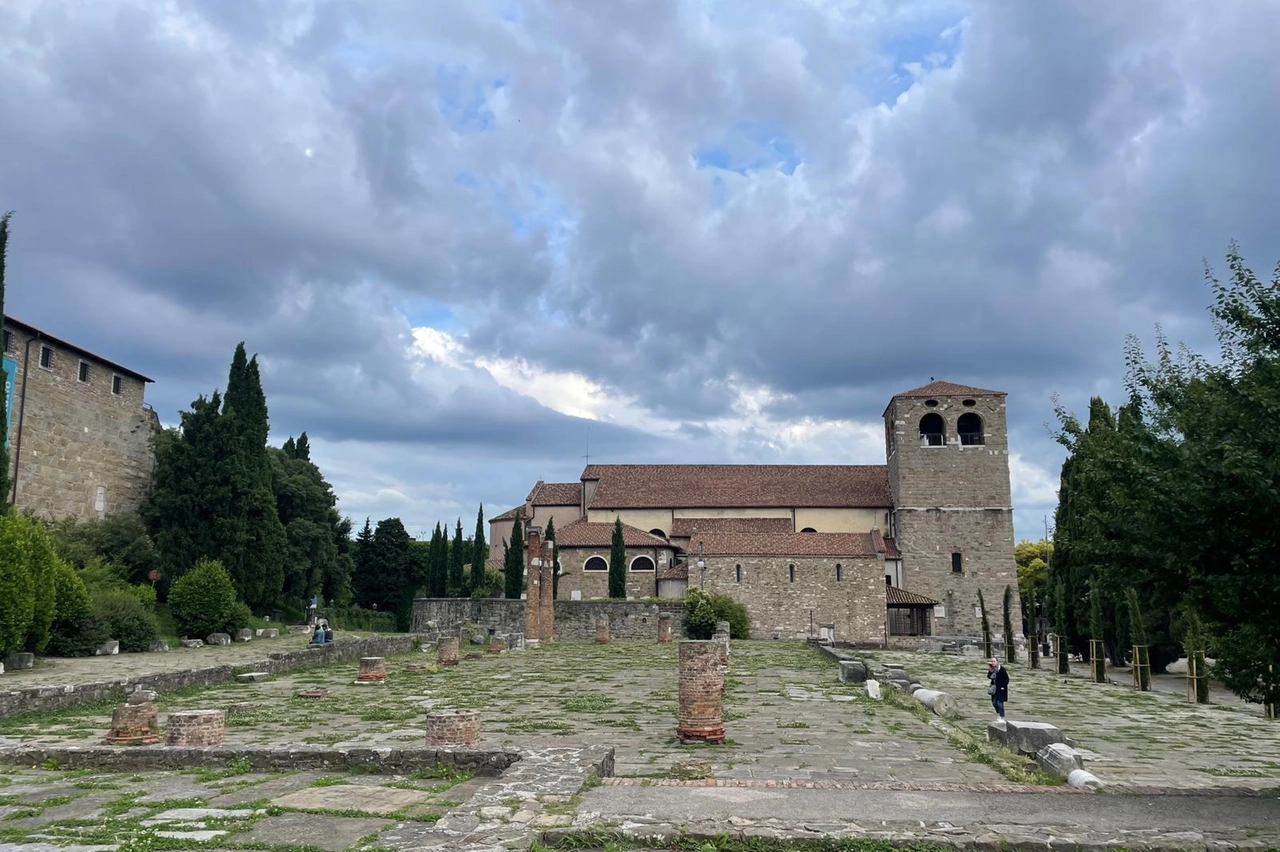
[0,514,35,658]
[91,590,159,652]
[225,601,254,634]
[126,583,157,610]
[168,558,238,638]
[23,519,59,655]
[324,606,399,633]
[470,569,505,600]
[46,561,102,658]
[684,587,751,640]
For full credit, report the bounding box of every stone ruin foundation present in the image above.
[594,616,610,644]
[657,612,673,643]
[104,702,160,745]
[355,656,388,684]
[427,709,481,746]
[488,635,506,654]
[166,710,226,746]
[676,640,725,744]
[438,636,460,666]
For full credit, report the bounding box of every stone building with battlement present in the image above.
[2,316,160,521]
[490,380,1022,648]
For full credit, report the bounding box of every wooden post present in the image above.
[1267,664,1278,721]
[1089,639,1106,683]
[1131,645,1150,691]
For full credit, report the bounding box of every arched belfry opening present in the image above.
[957,412,985,445]
[919,412,946,446]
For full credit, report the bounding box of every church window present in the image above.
[919,412,946,446]
[788,564,795,583]
[924,399,939,407]
[799,527,816,533]
[735,564,741,583]
[39,345,54,369]
[630,556,655,572]
[649,528,667,539]
[951,552,963,574]
[583,556,607,572]
[962,398,976,407]
[835,564,842,582]
[78,361,90,383]
[958,412,984,445]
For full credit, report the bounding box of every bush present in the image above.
[168,559,238,638]
[225,601,254,634]
[46,561,103,658]
[684,587,751,640]
[0,514,35,658]
[126,583,157,610]
[23,521,59,654]
[324,606,399,633]
[91,590,159,652]
[470,569,505,600]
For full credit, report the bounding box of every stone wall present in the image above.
[555,545,671,600]
[695,556,886,644]
[0,634,425,719]
[412,599,687,640]
[3,321,158,520]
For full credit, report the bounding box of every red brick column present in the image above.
[489,634,506,654]
[356,657,387,683]
[166,710,226,746]
[427,709,481,746]
[104,702,160,745]
[438,636,460,666]
[594,616,610,644]
[676,641,725,744]
[657,612,673,643]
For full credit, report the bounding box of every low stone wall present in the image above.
[0,634,427,720]
[0,744,521,776]
[412,598,686,641]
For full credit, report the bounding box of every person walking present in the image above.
[987,657,1009,724]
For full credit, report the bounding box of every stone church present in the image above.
[490,380,1022,647]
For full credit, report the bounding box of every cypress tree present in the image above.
[295,432,311,462]
[433,522,449,597]
[1055,579,1071,675]
[449,518,465,596]
[0,211,12,508]
[608,518,626,599]
[350,518,377,607]
[977,589,992,659]
[1002,585,1016,664]
[545,516,561,600]
[281,436,297,458]
[504,514,524,599]
[470,504,486,592]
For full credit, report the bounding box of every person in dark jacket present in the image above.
[987,657,1010,724]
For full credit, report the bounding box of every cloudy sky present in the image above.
[3,0,1278,541]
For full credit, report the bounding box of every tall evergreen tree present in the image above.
[470,504,487,591]
[368,517,414,626]
[0,211,12,508]
[430,522,449,597]
[544,516,561,600]
[294,432,311,462]
[281,436,297,458]
[449,518,465,595]
[350,518,377,607]
[269,435,349,609]
[504,514,524,599]
[608,518,626,599]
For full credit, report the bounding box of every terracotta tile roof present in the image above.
[699,531,882,558]
[893,380,1005,399]
[657,562,688,581]
[490,506,522,522]
[882,537,901,559]
[580,464,890,509]
[886,586,940,606]
[4,315,154,383]
[553,520,673,549]
[670,517,794,537]
[525,481,582,506]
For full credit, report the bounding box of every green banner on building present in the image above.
[2,356,15,449]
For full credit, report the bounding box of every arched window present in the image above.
[919,412,946,446]
[788,564,795,583]
[630,555,655,572]
[735,564,742,583]
[958,412,985,445]
[583,556,608,572]
[649,528,668,539]
[799,527,817,533]
[836,563,842,582]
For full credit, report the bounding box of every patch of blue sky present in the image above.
[489,0,524,24]
[693,120,802,176]
[436,65,500,134]
[876,22,963,106]
[398,296,456,331]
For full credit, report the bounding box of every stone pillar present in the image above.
[104,702,160,745]
[657,613,674,643]
[676,641,725,744]
[166,710,226,746]
[427,709,481,746]
[438,636,460,666]
[524,527,556,643]
[595,616,610,644]
[489,634,506,654]
[356,657,387,684]
[713,620,730,663]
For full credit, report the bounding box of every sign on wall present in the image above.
[2,356,15,449]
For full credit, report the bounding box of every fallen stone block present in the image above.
[1036,743,1085,777]
[149,640,169,653]
[206,633,232,646]
[1067,768,1104,789]
[6,652,34,671]
[235,629,253,643]
[179,639,204,649]
[128,689,159,705]
[865,679,881,700]
[838,660,868,684]
[988,719,1065,756]
[912,688,959,718]
[96,640,120,656]
[256,628,279,639]
[236,672,270,683]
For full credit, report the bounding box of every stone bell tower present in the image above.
[884,380,1022,640]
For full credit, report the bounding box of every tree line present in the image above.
[1047,246,1280,707]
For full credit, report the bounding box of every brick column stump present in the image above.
[166,710,226,746]
[427,709,481,746]
[438,636,460,667]
[104,702,160,745]
[355,657,388,684]
[677,641,725,744]
[713,620,731,664]
[657,612,673,643]
[488,635,506,654]
[594,616,610,644]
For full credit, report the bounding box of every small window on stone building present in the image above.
[951,552,963,574]
[39,345,54,369]
[111,375,123,396]
[836,563,842,582]
[735,564,741,583]
[788,564,795,583]
[78,361,90,383]
[2,330,11,354]
[799,527,816,533]
[583,556,607,572]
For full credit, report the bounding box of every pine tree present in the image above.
[350,518,377,607]
[281,436,297,459]
[544,516,561,600]
[294,432,311,462]
[449,518,465,596]
[470,504,486,592]
[0,211,12,509]
[504,514,524,599]
[608,518,626,599]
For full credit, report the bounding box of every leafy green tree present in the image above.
[504,514,524,599]
[608,518,626,599]
[50,513,161,585]
[92,591,159,652]
[469,504,487,592]
[168,558,238,639]
[23,520,58,654]
[1014,539,1051,617]
[0,210,12,506]
[0,513,34,656]
[45,561,100,657]
[684,587,751,639]
[270,441,351,609]
[449,518,465,596]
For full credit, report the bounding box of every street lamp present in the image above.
[697,538,705,588]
